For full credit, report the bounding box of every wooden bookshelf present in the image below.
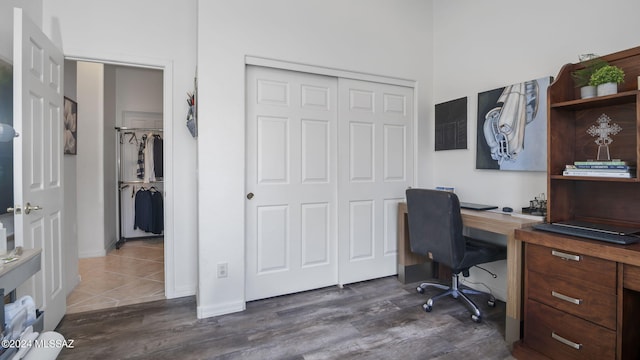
[547,46,640,228]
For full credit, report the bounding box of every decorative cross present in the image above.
[587,114,621,146]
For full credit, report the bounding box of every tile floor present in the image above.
[65,238,164,314]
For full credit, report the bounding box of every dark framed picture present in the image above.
[64,96,77,155]
[435,97,467,151]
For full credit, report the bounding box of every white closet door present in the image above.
[245,66,338,301]
[337,79,414,285]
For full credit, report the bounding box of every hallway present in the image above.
[66,238,164,314]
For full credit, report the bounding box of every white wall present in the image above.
[432,0,640,299]
[42,0,198,298]
[76,62,106,258]
[115,67,163,123]
[196,0,435,317]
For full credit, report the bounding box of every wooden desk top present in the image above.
[398,202,541,237]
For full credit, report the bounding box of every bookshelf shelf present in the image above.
[550,90,638,110]
[550,175,639,182]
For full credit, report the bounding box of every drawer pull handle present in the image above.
[552,332,582,350]
[552,290,583,305]
[551,250,581,262]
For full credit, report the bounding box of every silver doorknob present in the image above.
[6,206,21,214]
[24,202,42,215]
[246,192,254,200]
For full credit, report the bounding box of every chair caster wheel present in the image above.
[416,286,424,294]
[422,303,432,312]
[471,314,481,323]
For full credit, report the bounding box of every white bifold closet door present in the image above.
[245,66,413,301]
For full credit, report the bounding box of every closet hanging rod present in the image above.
[115,126,163,132]
[119,180,164,185]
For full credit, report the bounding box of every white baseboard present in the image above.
[197,300,245,319]
[165,288,196,300]
[78,249,106,258]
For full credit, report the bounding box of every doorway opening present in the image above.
[64,60,169,314]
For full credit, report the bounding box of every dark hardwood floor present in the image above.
[55,276,515,359]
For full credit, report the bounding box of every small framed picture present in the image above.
[63,96,77,155]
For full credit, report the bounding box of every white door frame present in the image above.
[64,53,177,298]
[244,56,418,296]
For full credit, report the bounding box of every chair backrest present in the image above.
[405,188,466,269]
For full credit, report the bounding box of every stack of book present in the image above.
[563,160,636,178]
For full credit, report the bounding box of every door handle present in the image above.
[6,206,22,214]
[24,202,43,215]
[247,192,254,200]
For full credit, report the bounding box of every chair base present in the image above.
[416,274,495,322]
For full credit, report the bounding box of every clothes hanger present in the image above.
[127,132,138,144]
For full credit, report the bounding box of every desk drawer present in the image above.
[524,300,615,360]
[526,243,616,290]
[624,264,640,291]
[527,271,616,329]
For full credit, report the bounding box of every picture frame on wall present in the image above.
[476,76,552,171]
[435,97,467,151]
[64,96,77,155]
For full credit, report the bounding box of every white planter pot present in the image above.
[597,82,618,96]
[580,85,596,99]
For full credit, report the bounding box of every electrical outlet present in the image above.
[217,263,228,278]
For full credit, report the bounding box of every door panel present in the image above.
[13,8,66,330]
[338,79,413,285]
[246,66,338,301]
[301,203,329,267]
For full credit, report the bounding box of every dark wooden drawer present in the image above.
[624,264,640,291]
[527,271,616,329]
[526,243,616,291]
[524,300,616,360]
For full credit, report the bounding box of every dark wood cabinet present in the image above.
[514,46,640,360]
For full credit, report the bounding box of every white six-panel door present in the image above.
[246,66,413,300]
[13,8,66,330]
[245,66,338,301]
[337,79,413,285]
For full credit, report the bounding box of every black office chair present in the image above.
[405,188,506,322]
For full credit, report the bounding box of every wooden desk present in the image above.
[397,202,541,345]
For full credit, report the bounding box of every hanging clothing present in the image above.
[136,135,146,179]
[150,190,164,234]
[153,135,163,178]
[144,133,155,183]
[133,187,164,235]
[134,188,153,232]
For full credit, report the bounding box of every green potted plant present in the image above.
[589,64,625,96]
[571,54,607,99]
